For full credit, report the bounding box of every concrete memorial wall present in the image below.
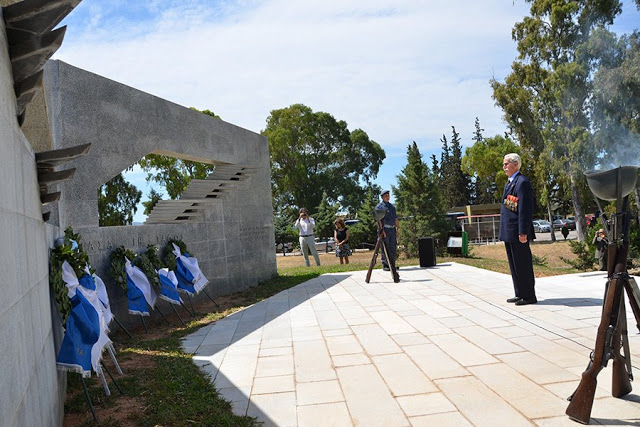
[38,60,277,327]
[0,10,66,427]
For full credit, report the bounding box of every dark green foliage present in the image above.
[144,244,163,270]
[462,133,519,204]
[142,188,163,216]
[393,142,450,258]
[439,126,471,209]
[163,239,189,271]
[313,192,340,239]
[532,254,548,266]
[189,107,221,119]
[348,187,382,248]
[263,103,385,213]
[98,172,142,226]
[562,240,596,271]
[49,227,94,325]
[135,252,160,290]
[273,211,298,251]
[138,154,215,200]
[109,246,137,291]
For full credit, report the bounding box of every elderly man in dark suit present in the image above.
[499,153,537,306]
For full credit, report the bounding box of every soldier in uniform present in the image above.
[376,190,399,272]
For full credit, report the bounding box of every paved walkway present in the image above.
[182,263,640,426]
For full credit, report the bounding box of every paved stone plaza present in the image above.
[182,263,640,426]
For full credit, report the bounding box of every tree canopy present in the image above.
[263,104,385,214]
[98,172,142,226]
[461,133,519,204]
[491,0,627,241]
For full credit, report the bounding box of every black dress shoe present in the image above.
[383,266,390,271]
[506,297,521,303]
[515,298,538,306]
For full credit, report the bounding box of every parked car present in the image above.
[275,242,293,253]
[553,219,576,230]
[532,220,551,232]
[314,238,335,252]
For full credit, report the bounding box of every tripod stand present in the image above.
[365,210,400,283]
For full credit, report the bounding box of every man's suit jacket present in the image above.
[499,172,536,243]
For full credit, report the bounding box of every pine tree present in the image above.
[393,142,450,257]
[313,192,339,239]
[348,187,380,248]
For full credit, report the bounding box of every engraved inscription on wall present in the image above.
[84,233,185,254]
[239,225,271,240]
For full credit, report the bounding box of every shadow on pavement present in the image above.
[536,298,603,307]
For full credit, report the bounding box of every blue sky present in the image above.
[54,1,640,222]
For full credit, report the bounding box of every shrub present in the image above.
[561,240,595,271]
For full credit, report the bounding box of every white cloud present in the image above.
[55,0,639,214]
[56,0,531,150]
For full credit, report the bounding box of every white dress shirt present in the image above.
[294,217,316,236]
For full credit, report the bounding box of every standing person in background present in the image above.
[334,218,352,264]
[376,190,399,272]
[499,153,537,306]
[294,208,321,267]
[592,228,608,271]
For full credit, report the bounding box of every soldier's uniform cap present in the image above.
[380,190,390,197]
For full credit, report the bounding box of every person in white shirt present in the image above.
[294,208,321,266]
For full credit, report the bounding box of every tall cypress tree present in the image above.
[393,142,449,257]
[440,127,471,209]
[469,118,496,204]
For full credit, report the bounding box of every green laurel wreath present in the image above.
[49,227,94,325]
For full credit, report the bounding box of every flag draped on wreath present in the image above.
[124,258,158,315]
[157,268,182,304]
[172,243,209,295]
[56,261,101,377]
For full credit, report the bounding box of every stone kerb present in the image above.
[39,60,276,327]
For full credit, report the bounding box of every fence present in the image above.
[457,214,501,244]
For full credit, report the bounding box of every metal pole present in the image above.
[492,215,496,242]
[140,315,148,334]
[203,289,221,309]
[102,363,123,395]
[81,376,98,422]
[171,303,186,326]
[113,315,133,339]
[155,306,173,326]
[180,300,195,317]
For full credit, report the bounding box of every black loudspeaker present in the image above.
[418,237,436,267]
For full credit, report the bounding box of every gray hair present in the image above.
[504,153,521,169]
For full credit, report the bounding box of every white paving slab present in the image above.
[183,262,640,426]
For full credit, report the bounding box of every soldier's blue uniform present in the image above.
[376,193,398,269]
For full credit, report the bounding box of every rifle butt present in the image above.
[365,238,381,283]
[611,358,632,398]
[566,374,598,425]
